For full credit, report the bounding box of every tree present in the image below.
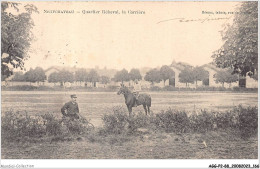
[24,68,34,85]
[114,69,130,84]
[193,66,209,87]
[34,67,46,84]
[144,68,162,85]
[160,65,175,86]
[100,76,110,87]
[11,71,25,82]
[24,67,46,85]
[88,69,99,87]
[179,67,195,87]
[57,69,74,87]
[48,72,59,84]
[214,69,239,87]
[75,68,88,85]
[129,68,142,82]
[212,2,257,77]
[1,2,39,79]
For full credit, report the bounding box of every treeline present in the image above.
[11,67,110,87]
[10,65,242,87]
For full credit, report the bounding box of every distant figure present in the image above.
[61,94,80,120]
[133,80,142,107]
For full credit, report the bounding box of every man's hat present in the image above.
[71,94,77,98]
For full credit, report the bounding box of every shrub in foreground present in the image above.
[189,110,215,133]
[102,106,129,134]
[2,105,257,143]
[213,110,238,129]
[41,113,63,136]
[153,109,190,133]
[102,107,151,134]
[127,111,151,132]
[2,111,46,140]
[1,110,93,142]
[237,106,258,138]
[101,105,258,139]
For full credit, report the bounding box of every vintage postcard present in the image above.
[1,1,258,168]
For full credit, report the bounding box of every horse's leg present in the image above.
[127,105,132,116]
[143,105,147,115]
[129,106,132,116]
[127,105,130,114]
[147,106,150,115]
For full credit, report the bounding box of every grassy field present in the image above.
[1,91,258,126]
[1,130,257,159]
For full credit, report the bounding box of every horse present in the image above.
[117,84,151,116]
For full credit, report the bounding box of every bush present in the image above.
[102,106,129,134]
[2,110,94,142]
[196,86,226,91]
[1,84,47,91]
[62,117,93,135]
[163,86,177,91]
[189,110,215,133]
[1,85,55,91]
[213,110,238,129]
[233,87,258,92]
[2,111,46,140]
[102,107,152,135]
[152,109,190,133]
[237,106,258,138]
[41,113,63,136]
[127,112,151,132]
[150,86,162,91]
[101,105,258,139]
[4,85,38,91]
[3,106,257,143]
[106,85,119,91]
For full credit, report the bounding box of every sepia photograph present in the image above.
[1,0,258,168]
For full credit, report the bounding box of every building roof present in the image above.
[201,63,222,72]
[170,61,192,71]
[45,66,61,73]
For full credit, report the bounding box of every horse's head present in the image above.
[117,84,128,95]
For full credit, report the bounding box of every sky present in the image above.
[11,1,241,71]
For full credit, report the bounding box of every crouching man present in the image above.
[61,94,80,120]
